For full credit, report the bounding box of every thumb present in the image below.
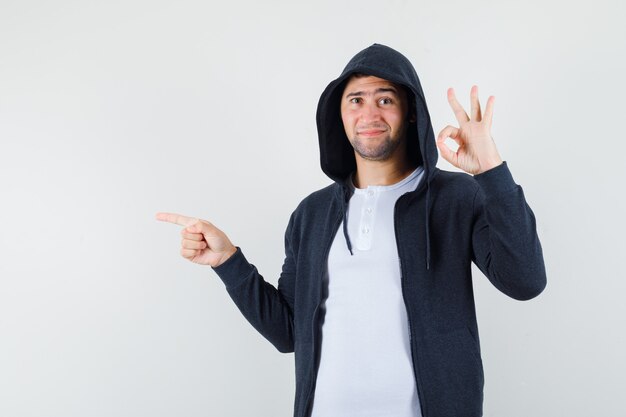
[185,218,203,233]
[436,137,458,168]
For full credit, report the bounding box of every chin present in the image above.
[353,140,399,160]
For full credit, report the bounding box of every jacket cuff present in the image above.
[473,161,517,198]
[210,246,254,288]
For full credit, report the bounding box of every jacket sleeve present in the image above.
[210,213,297,353]
[470,161,547,301]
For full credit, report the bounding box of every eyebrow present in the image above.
[345,87,399,99]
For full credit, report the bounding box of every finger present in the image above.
[182,238,207,250]
[436,139,458,167]
[156,212,198,227]
[436,125,460,167]
[483,95,495,130]
[437,125,463,147]
[181,230,204,241]
[470,85,482,122]
[181,248,200,259]
[185,219,222,238]
[447,88,469,124]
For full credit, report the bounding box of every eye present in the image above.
[349,97,361,104]
[379,97,393,105]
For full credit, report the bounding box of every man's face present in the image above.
[340,75,413,162]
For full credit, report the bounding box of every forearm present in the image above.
[472,162,547,300]
[211,246,295,352]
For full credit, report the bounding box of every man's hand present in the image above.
[155,212,237,268]
[436,85,503,175]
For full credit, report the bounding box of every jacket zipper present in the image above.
[303,212,343,417]
[394,194,427,417]
[303,193,428,416]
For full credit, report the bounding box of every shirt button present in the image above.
[367,190,374,196]
[366,207,372,213]
[362,227,369,234]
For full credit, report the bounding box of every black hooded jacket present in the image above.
[212,43,547,417]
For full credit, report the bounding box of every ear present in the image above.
[407,99,417,123]
[404,88,417,123]
[408,107,417,123]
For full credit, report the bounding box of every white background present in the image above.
[1,0,624,416]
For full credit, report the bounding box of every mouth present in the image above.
[357,129,386,137]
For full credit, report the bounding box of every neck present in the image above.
[352,149,416,189]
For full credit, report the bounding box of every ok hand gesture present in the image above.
[436,85,503,175]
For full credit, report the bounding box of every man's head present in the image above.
[316,44,431,183]
[340,73,416,162]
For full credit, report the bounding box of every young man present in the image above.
[156,43,546,417]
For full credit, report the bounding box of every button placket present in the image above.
[357,187,378,250]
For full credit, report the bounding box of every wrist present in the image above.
[477,157,503,174]
[217,245,238,267]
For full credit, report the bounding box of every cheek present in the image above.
[341,113,356,131]
[386,112,405,130]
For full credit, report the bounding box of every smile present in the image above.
[358,129,386,137]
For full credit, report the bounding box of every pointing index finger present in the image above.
[155,212,198,227]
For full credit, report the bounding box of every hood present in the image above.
[315,43,438,268]
[316,43,438,185]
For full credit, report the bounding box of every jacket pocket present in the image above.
[465,325,484,376]
[420,327,485,416]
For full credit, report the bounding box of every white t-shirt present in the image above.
[310,166,425,417]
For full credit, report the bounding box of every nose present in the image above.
[360,101,382,123]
